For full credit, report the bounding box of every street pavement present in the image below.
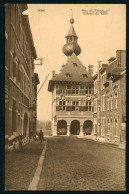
[37,136,125,191]
[5,141,45,191]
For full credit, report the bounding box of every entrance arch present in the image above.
[23,112,28,137]
[83,120,93,135]
[57,120,67,135]
[70,120,80,135]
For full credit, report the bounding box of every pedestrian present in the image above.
[18,134,24,150]
[39,130,44,143]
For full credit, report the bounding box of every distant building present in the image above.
[48,16,94,136]
[93,50,126,144]
[5,4,39,150]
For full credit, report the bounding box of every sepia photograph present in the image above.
[5,3,126,191]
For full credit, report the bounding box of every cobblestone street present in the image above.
[38,136,125,191]
[5,141,45,191]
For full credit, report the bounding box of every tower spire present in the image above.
[62,11,81,57]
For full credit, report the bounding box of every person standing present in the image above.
[39,130,44,143]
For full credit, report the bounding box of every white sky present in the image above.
[24,4,126,121]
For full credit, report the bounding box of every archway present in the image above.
[83,120,93,135]
[23,112,28,137]
[70,120,80,135]
[57,120,67,135]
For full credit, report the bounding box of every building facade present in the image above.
[93,50,126,144]
[5,4,39,150]
[48,17,94,136]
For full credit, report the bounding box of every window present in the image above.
[72,86,79,94]
[80,85,85,89]
[101,117,105,136]
[72,101,79,111]
[101,95,105,111]
[58,100,65,111]
[18,59,20,83]
[73,63,77,67]
[110,94,113,110]
[82,74,88,78]
[114,118,118,136]
[114,91,118,109]
[80,86,85,90]
[56,89,65,94]
[86,101,93,111]
[89,86,92,94]
[107,95,110,110]
[107,119,110,134]
[65,73,71,77]
[101,73,106,90]
[94,80,98,94]
[85,86,88,94]
[85,86,92,95]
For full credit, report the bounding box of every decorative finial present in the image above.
[71,9,73,17]
[70,9,74,24]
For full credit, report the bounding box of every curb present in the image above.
[28,140,47,190]
[77,137,125,150]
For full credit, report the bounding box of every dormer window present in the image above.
[82,74,88,78]
[65,73,71,78]
[73,63,77,67]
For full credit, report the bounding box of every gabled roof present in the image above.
[108,57,116,63]
[48,53,93,91]
[66,25,78,38]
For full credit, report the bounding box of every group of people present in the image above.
[30,129,44,143]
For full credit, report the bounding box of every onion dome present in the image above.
[62,16,81,56]
[63,42,81,56]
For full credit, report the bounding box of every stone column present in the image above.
[53,123,57,136]
[67,125,70,136]
[80,125,83,136]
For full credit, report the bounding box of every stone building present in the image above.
[48,17,94,136]
[93,50,126,144]
[5,4,39,150]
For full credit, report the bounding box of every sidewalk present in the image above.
[77,135,126,150]
[5,140,45,191]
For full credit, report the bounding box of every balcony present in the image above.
[56,106,93,112]
[56,89,93,95]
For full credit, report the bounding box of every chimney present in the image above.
[116,50,121,67]
[88,65,94,74]
[52,71,55,78]
[98,61,102,70]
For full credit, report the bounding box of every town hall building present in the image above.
[48,17,94,136]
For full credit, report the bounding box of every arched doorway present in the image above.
[23,113,28,137]
[83,120,93,135]
[57,120,67,135]
[70,120,80,135]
